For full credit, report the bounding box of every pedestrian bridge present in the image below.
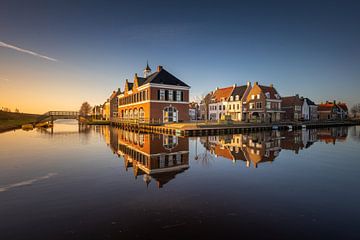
[36,111,83,124]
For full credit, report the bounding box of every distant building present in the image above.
[243,82,283,123]
[189,101,199,120]
[199,92,213,120]
[102,99,110,120]
[109,88,121,119]
[117,64,190,123]
[281,95,303,121]
[318,101,348,120]
[92,105,103,120]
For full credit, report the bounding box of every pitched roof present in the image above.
[303,98,316,106]
[337,103,348,111]
[230,85,248,98]
[318,103,336,111]
[258,85,280,99]
[212,86,234,102]
[282,96,302,107]
[143,68,189,87]
[137,77,146,86]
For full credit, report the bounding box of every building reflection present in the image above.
[97,126,348,187]
[200,127,348,167]
[104,127,189,188]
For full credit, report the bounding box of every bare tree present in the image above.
[79,102,92,116]
[350,103,360,118]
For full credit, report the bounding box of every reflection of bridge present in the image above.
[36,111,82,124]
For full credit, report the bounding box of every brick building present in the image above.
[281,94,303,121]
[117,64,190,123]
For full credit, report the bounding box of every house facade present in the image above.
[318,101,348,120]
[102,99,110,120]
[199,92,213,120]
[281,95,303,121]
[116,64,190,123]
[109,88,121,119]
[226,83,252,121]
[208,86,234,120]
[189,101,200,120]
[301,97,318,121]
[243,82,282,123]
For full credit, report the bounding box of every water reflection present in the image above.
[96,126,349,183]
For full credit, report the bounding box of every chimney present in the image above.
[233,84,237,88]
[247,81,251,87]
[296,94,299,98]
[135,73,138,78]
[254,81,258,85]
[215,87,219,90]
[333,100,336,104]
[157,65,163,72]
[270,84,274,88]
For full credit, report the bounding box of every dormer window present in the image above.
[265,92,270,98]
[275,93,280,99]
[230,96,233,101]
[257,94,260,99]
[251,95,255,100]
[235,95,239,101]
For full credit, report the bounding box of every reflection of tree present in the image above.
[196,136,213,167]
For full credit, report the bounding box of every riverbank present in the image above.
[111,119,360,136]
[0,111,39,133]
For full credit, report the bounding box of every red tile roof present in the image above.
[318,103,336,111]
[212,86,234,102]
[338,103,348,111]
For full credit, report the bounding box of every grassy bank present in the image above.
[0,111,40,133]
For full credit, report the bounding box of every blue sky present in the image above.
[0,0,359,113]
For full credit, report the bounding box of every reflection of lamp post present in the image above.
[194,138,199,160]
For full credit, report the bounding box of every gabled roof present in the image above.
[143,68,189,87]
[258,84,280,99]
[212,86,234,102]
[137,77,146,86]
[337,103,348,112]
[230,85,248,98]
[318,103,336,111]
[282,95,302,107]
[303,98,316,106]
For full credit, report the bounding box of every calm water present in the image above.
[0,120,360,240]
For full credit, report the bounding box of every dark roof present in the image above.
[137,77,146,86]
[282,96,302,107]
[304,98,316,106]
[258,85,280,99]
[127,82,134,91]
[231,85,248,98]
[143,68,189,87]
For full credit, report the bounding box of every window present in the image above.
[163,136,178,149]
[163,106,178,122]
[256,102,262,109]
[257,94,260,99]
[265,92,270,98]
[159,89,165,100]
[219,105,222,110]
[295,105,301,111]
[168,90,173,101]
[176,91,182,101]
[233,104,235,110]
[237,104,240,110]
[230,96,233,101]
[235,95,239,101]
[251,95,255,100]
[250,103,254,109]
[266,102,271,109]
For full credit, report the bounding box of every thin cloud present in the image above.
[0,77,9,82]
[0,41,58,62]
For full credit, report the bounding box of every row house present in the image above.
[109,88,121,119]
[243,82,283,123]
[226,82,252,121]
[281,95,303,121]
[301,98,318,121]
[91,105,103,120]
[116,64,190,123]
[318,101,348,120]
[102,99,110,120]
[282,95,318,121]
[199,92,212,120]
[208,86,234,120]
